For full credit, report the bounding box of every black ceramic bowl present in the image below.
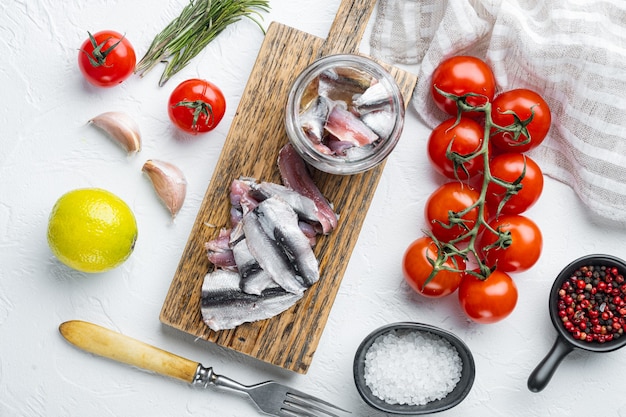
[353,322,475,415]
[528,254,626,392]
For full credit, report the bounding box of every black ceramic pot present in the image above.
[353,322,475,415]
[528,254,626,392]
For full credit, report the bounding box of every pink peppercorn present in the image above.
[557,264,626,344]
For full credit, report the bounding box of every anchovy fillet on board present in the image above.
[229,222,276,296]
[201,144,338,332]
[201,269,303,332]
[254,196,319,287]
[242,204,308,295]
[278,144,338,234]
[249,181,322,228]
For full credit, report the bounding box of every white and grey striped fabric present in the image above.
[370,0,626,224]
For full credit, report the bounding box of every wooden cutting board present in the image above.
[160,0,417,374]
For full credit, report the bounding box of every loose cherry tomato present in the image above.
[431,56,496,117]
[486,153,544,215]
[78,31,136,88]
[425,182,488,242]
[402,236,465,298]
[428,117,488,180]
[490,89,551,153]
[458,269,518,323]
[477,214,542,273]
[168,78,226,135]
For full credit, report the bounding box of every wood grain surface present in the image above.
[60,321,199,384]
[160,0,417,374]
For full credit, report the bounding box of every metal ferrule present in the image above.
[191,364,215,388]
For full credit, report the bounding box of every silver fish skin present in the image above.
[242,208,308,295]
[278,143,338,234]
[353,82,392,114]
[242,263,276,295]
[229,222,275,294]
[200,269,302,331]
[230,212,302,295]
[231,236,276,295]
[255,197,320,287]
[318,67,372,100]
[249,181,321,227]
[360,110,395,140]
[299,95,333,143]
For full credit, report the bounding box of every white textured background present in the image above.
[2,1,626,416]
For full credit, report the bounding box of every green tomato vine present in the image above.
[425,87,534,281]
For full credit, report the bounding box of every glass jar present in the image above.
[285,54,405,175]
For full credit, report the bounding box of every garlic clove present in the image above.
[142,159,187,218]
[89,111,141,154]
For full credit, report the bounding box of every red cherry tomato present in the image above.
[78,31,136,88]
[168,79,226,135]
[458,270,518,324]
[490,89,551,153]
[402,236,465,298]
[428,117,487,180]
[431,56,496,117]
[486,153,544,215]
[425,182,488,243]
[477,214,542,273]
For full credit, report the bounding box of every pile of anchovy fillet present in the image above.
[200,144,339,331]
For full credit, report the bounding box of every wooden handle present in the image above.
[321,0,376,55]
[59,320,199,384]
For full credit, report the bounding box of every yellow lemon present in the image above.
[47,188,138,273]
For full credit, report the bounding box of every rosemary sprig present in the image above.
[136,0,270,86]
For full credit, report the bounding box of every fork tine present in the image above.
[278,407,317,417]
[281,391,349,417]
[280,402,336,417]
[288,390,350,413]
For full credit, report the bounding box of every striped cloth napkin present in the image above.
[370,0,626,223]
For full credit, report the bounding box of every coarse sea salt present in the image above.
[363,330,462,406]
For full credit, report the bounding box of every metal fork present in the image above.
[59,320,350,417]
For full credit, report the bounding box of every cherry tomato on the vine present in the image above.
[168,78,226,135]
[428,117,488,180]
[431,56,496,117]
[458,269,518,324]
[477,214,542,273]
[78,31,136,88]
[402,236,465,298]
[425,182,488,243]
[490,89,551,153]
[485,153,544,215]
